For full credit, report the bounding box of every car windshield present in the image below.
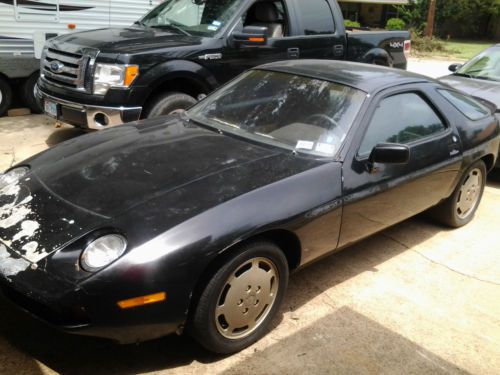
[138,0,244,37]
[188,70,366,157]
[456,46,500,82]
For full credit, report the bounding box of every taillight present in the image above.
[404,40,411,60]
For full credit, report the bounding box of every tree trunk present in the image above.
[425,0,437,37]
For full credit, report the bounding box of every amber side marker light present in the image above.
[117,292,167,309]
[124,65,139,87]
[248,37,265,43]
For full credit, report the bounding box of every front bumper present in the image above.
[0,242,181,344]
[37,86,142,130]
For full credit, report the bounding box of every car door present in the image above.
[339,84,463,248]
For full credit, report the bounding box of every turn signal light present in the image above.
[124,65,139,87]
[117,292,166,309]
[248,37,265,43]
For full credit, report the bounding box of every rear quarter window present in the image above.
[438,89,491,121]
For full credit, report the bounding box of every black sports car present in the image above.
[0,61,499,354]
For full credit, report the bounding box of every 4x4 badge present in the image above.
[198,53,222,60]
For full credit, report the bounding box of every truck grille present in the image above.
[41,48,90,92]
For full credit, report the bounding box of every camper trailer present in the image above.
[0,0,162,116]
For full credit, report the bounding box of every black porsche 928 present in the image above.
[0,61,499,354]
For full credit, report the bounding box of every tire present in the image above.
[143,92,196,119]
[430,160,486,228]
[190,241,289,354]
[23,72,43,114]
[0,75,13,117]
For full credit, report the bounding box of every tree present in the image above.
[425,0,436,36]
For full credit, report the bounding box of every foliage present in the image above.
[386,18,406,30]
[344,19,361,28]
[396,0,500,36]
[410,29,447,54]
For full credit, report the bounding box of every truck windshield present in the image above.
[188,70,366,158]
[138,0,244,37]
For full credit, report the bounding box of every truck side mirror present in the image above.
[232,26,268,47]
[449,63,462,72]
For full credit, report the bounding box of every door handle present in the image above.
[333,44,344,57]
[288,47,300,59]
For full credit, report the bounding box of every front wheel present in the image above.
[430,160,486,228]
[143,92,196,119]
[23,72,43,114]
[190,241,289,354]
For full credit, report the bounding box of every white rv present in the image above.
[0,0,162,116]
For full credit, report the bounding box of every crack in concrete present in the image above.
[382,233,500,286]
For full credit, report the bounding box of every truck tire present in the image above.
[0,76,13,117]
[23,72,43,114]
[144,92,197,119]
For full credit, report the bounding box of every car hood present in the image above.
[27,116,323,219]
[1,117,326,265]
[439,74,500,108]
[51,26,205,54]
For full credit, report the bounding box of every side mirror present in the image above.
[449,63,462,72]
[369,143,410,165]
[232,26,268,47]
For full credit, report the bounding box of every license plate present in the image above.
[44,100,58,118]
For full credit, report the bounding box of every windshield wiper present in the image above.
[454,72,473,78]
[150,23,191,36]
[134,20,145,26]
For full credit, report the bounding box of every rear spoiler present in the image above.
[473,96,499,115]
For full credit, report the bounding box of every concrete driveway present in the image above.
[0,114,499,374]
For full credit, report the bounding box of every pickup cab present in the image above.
[38,0,411,129]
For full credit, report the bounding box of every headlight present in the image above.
[0,166,30,190]
[93,64,139,95]
[80,234,127,271]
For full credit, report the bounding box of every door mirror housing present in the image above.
[449,63,463,72]
[369,143,410,165]
[232,26,268,47]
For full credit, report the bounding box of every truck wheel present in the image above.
[144,92,197,119]
[190,241,289,354]
[23,72,43,114]
[430,160,486,228]
[0,76,13,117]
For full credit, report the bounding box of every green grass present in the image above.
[440,40,495,61]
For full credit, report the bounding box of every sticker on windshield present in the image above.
[208,25,218,31]
[316,143,335,155]
[295,140,314,150]
[212,20,222,27]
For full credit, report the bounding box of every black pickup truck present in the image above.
[38,0,411,129]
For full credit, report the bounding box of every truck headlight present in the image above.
[0,166,30,190]
[80,234,127,271]
[93,64,139,95]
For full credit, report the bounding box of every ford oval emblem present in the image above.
[50,60,64,73]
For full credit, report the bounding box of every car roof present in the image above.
[256,60,435,93]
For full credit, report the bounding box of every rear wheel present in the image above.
[23,72,43,114]
[0,76,12,117]
[144,92,196,119]
[190,241,289,354]
[430,160,486,228]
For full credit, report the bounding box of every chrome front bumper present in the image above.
[37,87,142,130]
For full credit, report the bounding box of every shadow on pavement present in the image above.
[0,215,452,374]
[45,127,88,147]
[221,307,469,375]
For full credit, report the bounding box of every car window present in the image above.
[188,69,366,157]
[295,0,335,35]
[438,89,491,121]
[359,93,446,156]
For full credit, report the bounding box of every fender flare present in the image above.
[362,48,393,67]
[137,59,219,98]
